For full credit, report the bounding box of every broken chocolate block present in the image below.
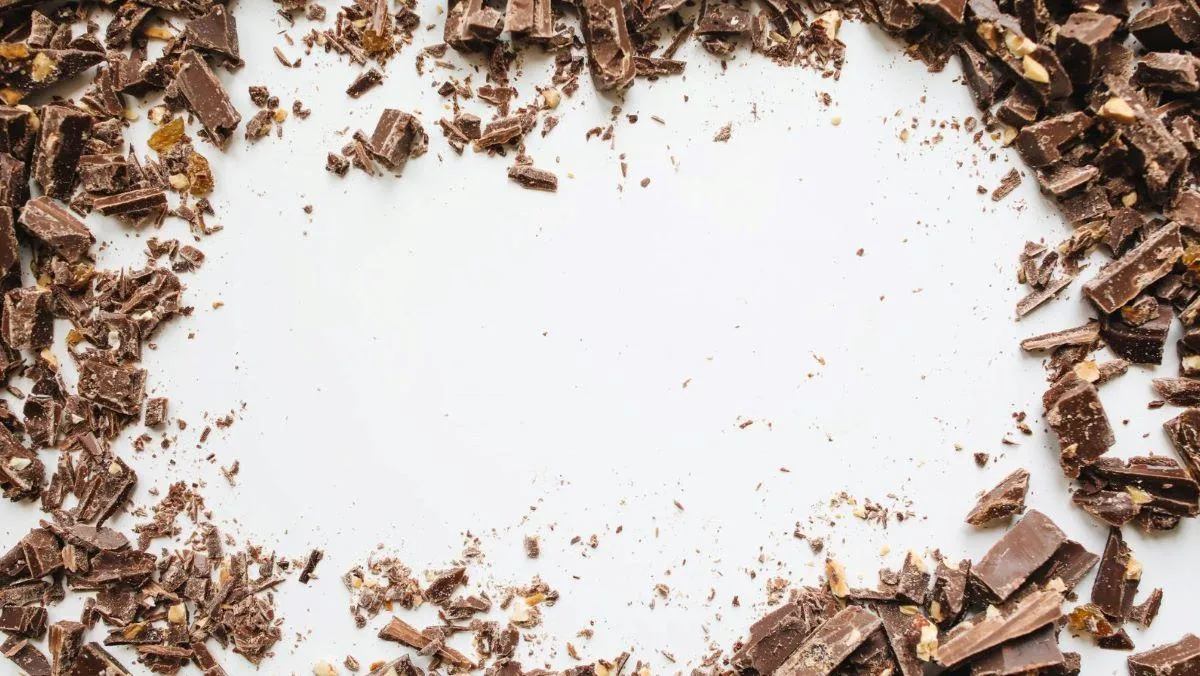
[1129,3,1200,50]
[379,616,476,670]
[966,468,1030,525]
[1056,12,1120,85]
[971,626,1065,676]
[504,0,553,38]
[972,510,1067,602]
[508,163,557,192]
[1135,52,1200,92]
[92,187,167,218]
[776,605,882,675]
[0,605,47,638]
[1153,377,1200,406]
[174,51,241,148]
[144,397,168,428]
[18,196,94,262]
[184,5,241,65]
[1129,634,1200,675]
[1043,374,1115,477]
[369,109,428,171]
[347,68,384,98]
[48,622,86,676]
[1,635,51,676]
[1101,301,1171,364]
[1020,322,1099,351]
[1164,408,1200,479]
[1092,527,1138,620]
[579,0,636,91]
[3,287,53,350]
[1015,112,1093,168]
[732,594,838,674]
[935,589,1063,668]
[915,0,966,23]
[77,358,146,416]
[31,103,92,200]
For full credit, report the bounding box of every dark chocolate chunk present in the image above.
[1073,488,1138,527]
[775,605,882,676]
[1135,52,1200,92]
[347,68,385,98]
[1082,455,1199,519]
[174,51,241,148]
[508,163,557,192]
[31,103,92,200]
[1102,301,1171,364]
[1015,112,1093,168]
[48,622,85,676]
[0,154,28,210]
[579,0,636,91]
[298,548,324,584]
[144,397,168,428]
[972,510,1067,602]
[1164,408,1200,479]
[18,196,94,262]
[915,0,966,23]
[1092,527,1138,620]
[3,287,53,350]
[1028,539,1099,592]
[92,187,168,218]
[733,594,838,675]
[379,616,476,670]
[871,603,926,676]
[68,643,131,676]
[369,109,428,171]
[0,105,39,160]
[184,5,240,64]
[0,605,47,638]
[966,468,1030,525]
[1153,377,1200,406]
[1057,12,1121,85]
[971,625,1065,676]
[78,358,146,416]
[1130,588,1163,627]
[1085,223,1182,317]
[934,589,1063,668]
[997,87,1041,128]
[1,635,51,676]
[1129,635,1200,675]
[1129,3,1200,50]
[1043,374,1114,477]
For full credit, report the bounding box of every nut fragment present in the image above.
[167,603,187,624]
[542,88,561,109]
[824,558,849,597]
[1022,55,1050,84]
[915,618,939,661]
[814,10,842,40]
[314,661,339,676]
[30,52,56,83]
[1004,31,1036,57]
[1098,97,1136,124]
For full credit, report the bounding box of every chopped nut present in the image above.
[1022,55,1050,84]
[30,52,56,83]
[542,88,561,109]
[314,661,339,676]
[825,558,849,597]
[814,10,842,40]
[1098,97,1136,124]
[167,603,187,624]
[1004,31,1036,57]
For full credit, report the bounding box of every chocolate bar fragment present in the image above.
[18,196,94,262]
[930,556,969,626]
[74,454,136,524]
[379,616,476,670]
[1020,322,1099,351]
[775,605,882,676]
[93,187,167,217]
[1129,3,1200,50]
[1015,112,1092,168]
[1131,588,1163,627]
[579,0,636,91]
[1016,275,1074,316]
[0,47,105,93]
[21,527,61,577]
[31,103,92,200]
[1085,223,1182,314]
[732,595,838,674]
[369,109,428,171]
[504,0,553,38]
[1073,488,1138,527]
[1092,527,1138,620]
[1,635,51,676]
[1164,408,1200,479]
[508,164,557,192]
[0,155,27,211]
[69,643,131,676]
[872,603,927,676]
[1043,374,1115,477]
[972,510,1067,602]
[48,621,85,676]
[1153,377,1200,406]
[1056,12,1120,85]
[298,548,324,584]
[1101,301,1171,364]
[915,0,967,23]
[0,422,42,502]
[3,287,53,349]
[0,605,47,638]
[144,397,168,428]
[1128,634,1200,676]
[934,589,1063,668]
[1081,456,1200,524]
[0,105,38,160]
[174,51,241,148]
[184,5,240,64]
[1135,52,1200,92]
[347,69,384,98]
[1028,540,1099,592]
[971,626,1065,676]
[78,358,146,416]
[966,468,1030,525]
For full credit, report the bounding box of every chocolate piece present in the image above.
[935,589,1063,668]
[732,593,839,674]
[174,51,241,148]
[971,626,1065,675]
[579,0,636,91]
[191,641,228,676]
[1020,322,1099,351]
[31,104,92,200]
[1164,408,1200,479]
[776,605,882,676]
[1092,527,1138,620]
[0,421,42,501]
[1153,377,1200,406]
[0,155,27,211]
[1,636,51,676]
[697,1,751,36]
[48,621,85,676]
[69,643,130,676]
[0,105,38,160]
[998,88,1041,128]
[992,168,1021,201]
[1043,374,1114,477]
[1106,208,1145,253]
[1073,488,1138,527]
[1099,628,1135,650]
[916,0,966,23]
[3,287,53,349]
[75,453,136,525]
[1102,301,1171,364]
[1083,455,1199,521]
[379,616,476,670]
[0,47,105,93]
[144,397,168,427]
[79,549,156,586]
[508,163,557,192]
[505,0,553,38]
[1036,164,1098,196]
[93,188,168,218]
[930,556,969,625]
[0,605,47,638]
[1131,588,1163,627]
[1129,634,1200,675]
[1015,112,1093,168]
[1057,12,1120,85]
[872,603,926,676]
[972,510,1067,602]
[184,5,240,64]
[1016,275,1074,316]
[18,196,94,262]
[347,68,384,98]
[369,109,428,171]
[21,527,61,577]
[78,358,146,416]
[1129,3,1200,50]
[966,468,1030,525]
[1135,52,1200,92]
[298,548,323,584]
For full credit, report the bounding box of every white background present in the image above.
[4,1,1198,673]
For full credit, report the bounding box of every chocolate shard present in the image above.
[1082,455,1200,519]
[18,196,95,262]
[579,0,636,91]
[1020,322,1099,351]
[347,68,384,98]
[508,163,557,192]
[775,605,882,676]
[1130,588,1163,627]
[184,5,240,64]
[1135,52,1200,92]
[1129,634,1200,676]
[872,603,928,676]
[3,287,53,350]
[0,605,47,638]
[966,468,1030,525]
[369,109,428,171]
[1015,112,1092,168]
[48,621,85,676]
[696,0,751,35]
[1153,377,1200,406]
[0,47,105,93]
[1056,12,1121,85]
[1072,488,1138,527]
[1101,301,1171,364]
[504,0,553,38]
[92,187,168,217]
[1,635,51,676]
[1129,3,1200,50]
[68,643,131,676]
[174,51,241,148]
[915,0,967,23]
[732,592,839,674]
[31,103,92,200]
[1043,374,1114,477]
[1035,163,1098,196]
[971,625,1065,676]
[972,510,1067,602]
[1016,275,1074,316]
[930,555,970,626]
[0,105,39,160]
[1163,408,1200,479]
[1028,540,1099,592]
[0,155,28,211]
[379,616,476,670]
[1091,527,1138,620]
[0,421,42,502]
[895,551,930,605]
[191,641,228,676]
[20,527,61,578]
[78,358,146,416]
[934,589,1064,668]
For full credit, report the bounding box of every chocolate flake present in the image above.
[966,468,1030,525]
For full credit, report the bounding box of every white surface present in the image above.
[4,2,1198,673]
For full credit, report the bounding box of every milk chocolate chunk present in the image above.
[929,556,969,626]
[1084,223,1182,314]
[1016,275,1074,316]
[369,109,428,171]
[1130,588,1163,627]
[379,616,476,670]
[1043,374,1114,477]
[32,104,92,200]
[1092,527,1138,620]
[184,5,240,64]
[971,626,1065,676]
[1102,302,1171,364]
[70,643,131,676]
[1135,52,1200,92]
[579,0,636,91]
[958,41,1003,108]
[697,1,751,35]
[1153,377,1200,406]
[1057,12,1121,84]
[0,422,42,502]
[1129,3,1200,50]
[0,47,105,93]
[0,105,38,160]
[1073,488,1137,526]
[966,468,1030,525]
[1036,164,1098,196]
[18,196,94,262]
[0,605,47,638]
[1129,635,1200,676]
[48,621,85,676]
[78,358,146,416]
[915,0,966,23]
[174,51,241,148]
[1164,408,1200,479]
[870,604,924,676]
[20,527,61,578]
[1082,455,1200,518]
[775,605,882,676]
[0,154,27,210]
[998,87,1040,128]
[190,641,228,676]
[508,164,557,192]
[1028,539,1099,591]
[1,636,51,676]
[347,69,384,98]
[3,287,53,350]
[972,510,1067,602]
[93,187,167,217]
[1020,322,1099,351]
[1015,112,1093,168]
[504,0,552,37]
[144,397,168,428]
[1023,46,1074,100]
[936,589,1064,668]
[74,454,136,525]
[732,595,838,674]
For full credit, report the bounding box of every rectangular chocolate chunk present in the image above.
[508,164,558,192]
[1043,374,1115,477]
[369,109,428,171]
[1083,456,1200,518]
[579,0,636,91]
[0,154,28,210]
[966,468,1030,525]
[379,616,476,670]
[0,605,47,638]
[970,625,1065,675]
[31,104,92,200]
[48,621,85,676]
[1,635,51,676]
[347,68,384,98]
[77,358,146,416]
[3,287,54,350]
[1092,528,1137,620]
[732,598,837,675]
[1102,301,1171,364]
[776,605,882,676]
[1135,52,1200,92]
[1015,112,1092,168]
[68,643,130,676]
[1084,222,1183,314]
[18,196,94,262]
[1056,12,1120,85]
[931,555,970,626]
[92,188,167,218]
[1128,634,1200,676]
[1020,322,1099,352]
[174,51,241,148]
[872,603,926,676]
[1153,377,1200,406]
[1027,540,1099,591]
[1164,408,1200,479]
[505,0,553,38]
[972,510,1067,602]
[144,397,168,428]
[935,589,1063,668]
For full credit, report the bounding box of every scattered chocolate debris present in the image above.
[965,468,1030,525]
